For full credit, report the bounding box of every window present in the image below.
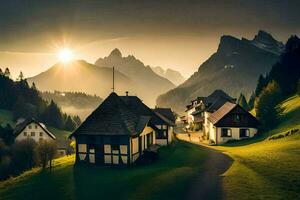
[28,125,32,129]
[78,144,87,153]
[221,128,232,137]
[240,129,250,137]
[31,132,35,137]
[35,125,38,129]
[40,132,43,137]
[23,132,27,136]
[89,144,95,164]
[234,114,241,122]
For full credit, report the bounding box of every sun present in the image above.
[58,48,74,63]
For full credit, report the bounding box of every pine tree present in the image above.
[256,81,282,130]
[17,71,24,81]
[73,115,81,127]
[64,116,77,131]
[255,75,267,97]
[248,92,256,110]
[238,93,249,111]
[4,68,10,78]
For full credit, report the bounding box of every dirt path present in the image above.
[178,134,233,200]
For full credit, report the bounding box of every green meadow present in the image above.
[0,140,208,200]
[216,95,300,199]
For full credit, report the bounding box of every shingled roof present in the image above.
[72,92,144,137]
[14,118,56,139]
[120,96,174,126]
[71,92,173,137]
[153,108,176,123]
[208,102,237,125]
[208,102,259,127]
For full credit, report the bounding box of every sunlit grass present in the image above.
[0,140,208,200]
[214,94,300,199]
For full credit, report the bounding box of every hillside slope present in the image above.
[28,60,133,102]
[217,94,300,199]
[157,31,282,113]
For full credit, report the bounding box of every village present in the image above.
[0,2,299,199]
[10,87,259,166]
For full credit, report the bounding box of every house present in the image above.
[206,102,259,145]
[70,92,175,166]
[14,118,56,142]
[185,90,236,129]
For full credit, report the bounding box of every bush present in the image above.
[38,140,57,169]
[11,139,39,173]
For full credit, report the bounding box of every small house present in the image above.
[14,118,56,142]
[207,102,259,145]
[70,92,174,166]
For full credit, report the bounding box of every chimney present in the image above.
[125,91,129,96]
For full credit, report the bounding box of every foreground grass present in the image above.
[0,140,208,200]
[215,95,300,200]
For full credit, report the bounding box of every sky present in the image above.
[0,0,299,79]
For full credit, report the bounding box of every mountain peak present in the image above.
[253,30,277,44]
[217,35,241,54]
[109,48,122,57]
[252,30,284,54]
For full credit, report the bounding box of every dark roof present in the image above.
[72,93,142,137]
[186,90,235,112]
[206,97,233,113]
[208,102,259,127]
[71,93,174,138]
[208,102,236,124]
[120,96,174,126]
[14,118,56,139]
[152,108,176,123]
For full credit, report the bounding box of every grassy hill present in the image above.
[215,94,300,199]
[0,141,208,200]
[0,109,14,127]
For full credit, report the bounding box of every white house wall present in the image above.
[211,127,257,145]
[15,122,54,143]
[186,108,195,124]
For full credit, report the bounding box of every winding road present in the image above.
[178,134,233,200]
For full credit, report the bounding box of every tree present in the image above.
[4,68,10,78]
[64,116,77,131]
[255,75,268,97]
[11,139,39,173]
[255,81,282,130]
[0,68,3,75]
[248,92,256,110]
[38,140,57,170]
[41,100,64,129]
[17,71,24,81]
[238,93,249,111]
[73,115,81,127]
[0,124,14,145]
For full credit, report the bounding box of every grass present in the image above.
[214,94,300,200]
[0,109,14,127]
[0,140,208,200]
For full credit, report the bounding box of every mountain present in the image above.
[157,30,283,113]
[151,66,185,85]
[95,49,175,106]
[28,60,134,100]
